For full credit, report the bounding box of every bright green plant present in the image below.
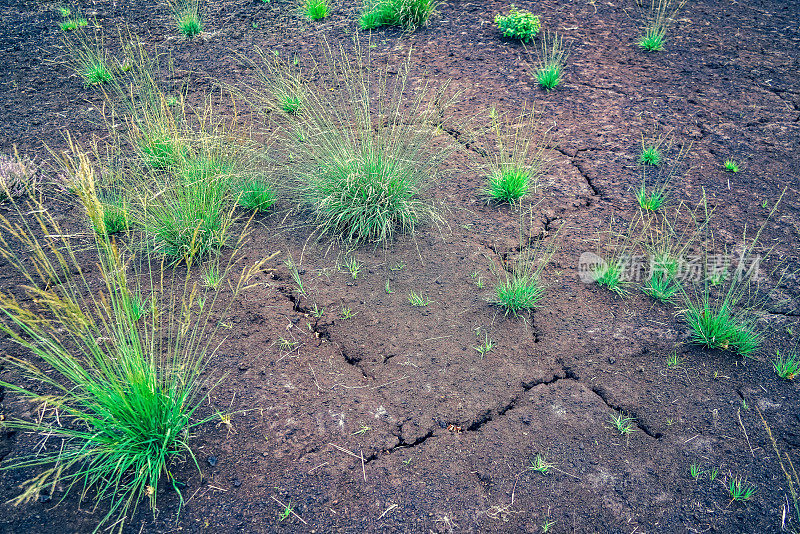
[248,41,452,245]
[723,159,740,173]
[61,29,114,86]
[637,0,686,51]
[173,0,203,37]
[772,349,799,380]
[284,254,307,297]
[237,178,276,212]
[636,181,666,212]
[203,262,222,289]
[408,290,431,307]
[472,330,495,357]
[689,462,703,480]
[608,412,636,435]
[94,194,129,235]
[359,0,438,30]
[57,5,72,17]
[495,5,540,42]
[666,351,682,369]
[482,105,549,205]
[0,181,260,533]
[592,257,628,296]
[59,17,88,31]
[528,454,553,475]
[493,266,545,315]
[340,256,362,279]
[532,31,569,91]
[640,145,661,165]
[304,0,329,19]
[726,476,756,502]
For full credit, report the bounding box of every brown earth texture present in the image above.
[1,0,800,532]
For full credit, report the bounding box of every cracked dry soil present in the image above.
[1,0,800,532]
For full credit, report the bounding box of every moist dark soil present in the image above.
[1,0,800,532]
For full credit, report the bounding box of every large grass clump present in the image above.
[246,40,455,245]
[359,0,438,30]
[0,176,261,532]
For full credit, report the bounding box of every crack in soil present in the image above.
[588,384,663,440]
[552,147,601,198]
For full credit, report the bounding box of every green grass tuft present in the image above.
[532,31,569,91]
[726,476,756,502]
[723,159,740,173]
[772,349,799,380]
[681,295,761,357]
[484,167,530,204]
[237,178,276,212]
[81,58,113,85]
[359,0,438,29]
[178,12,202,37]
[638,31,664,51]
[495,5,540,42]
[492,269,545,316]
[304,0,329,20]
[59,17,88,31]
[636,182,666,212]
[639,145,661,165]
[637,0,686,52]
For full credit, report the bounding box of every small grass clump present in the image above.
[532,31,570,91]
[528,454,554,475]
[61,30,114,87]
[726,476,756,502]
[641,253,678,302]
[59,17,88,31]
[171,0,203,37]
[94,194,129,235]
[723,159,740,173]
[495,5,540,42]
[481,105,549,206]
[772,349,799,380]
[408,290,431,307]
[681,295,761,357]
[639,145,661,166]
[237,178,276,212]
[493,268,545,316]
[608,412,637,435]
[636,182,666,212]
[81,57,113,85]
[485,167,531,204]
[359,0,438,30]
[637,0,686,51]
[592,257,628,296]
[304,0,329,20]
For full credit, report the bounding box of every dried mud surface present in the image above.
[1,0,800,532]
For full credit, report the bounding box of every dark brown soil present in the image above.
[1,0,800,532]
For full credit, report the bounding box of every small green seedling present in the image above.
[592,259,628,296]
[709,468,719,482]
[340,306,355,319]
[384,279,393,294]
[470,271,485,289]
[528,454,553,475]
[609,412,636,435]
[390,261,406,271]
[772,349,799,380]
[689,462,703,481]
[723,159,740,173]
[666,351,683,369]
[57,6,72,17]
[310,304,324,318]
[726,476,756,502]
[484,167,531,204]
[278,502,295,521]
[541,519,556,533]
[533,31,570,91]
[177,9,202,37]
[278,337,299,351]
[636,183,666,212]
[284,255,307,297]
[495,5,540,42]
[472,332,495,357]
[340,256,362,279]
[408,291,431,307]
[352,423,371,435]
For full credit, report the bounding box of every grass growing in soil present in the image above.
[532,31,570,91]
[59,17,88,31]
[772,349,799,380]
[171,0,203,37]
[637,0,686,51]
[247,39,455,245]
[237,177,276,212]
[304,0,330,20]
[726,476,756,502]
[495,5,540,42]
[0,183,261,532]
[482,105,549,205]
[61,29,114,86]
[723,159,740,173]
[640,145,661,165]
[359,0,438,30]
